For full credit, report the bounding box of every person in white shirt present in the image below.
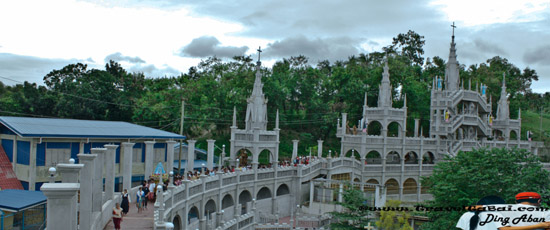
[457,195,507,230]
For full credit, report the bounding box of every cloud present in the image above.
[0,53,92,84]
[262,36,365,62]
[523,44,550,65]
[179,36,249,58]
[128,64,181,77]
[104,52,145,63]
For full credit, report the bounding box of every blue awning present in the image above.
[0,189,46,212]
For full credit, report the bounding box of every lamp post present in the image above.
[165,222,174,230]
[48,167,56,183]
[236,159,240,169]
[69,158,75,164]
[220,145,225,168]
[201,163,206,176]
[169,171,174,185]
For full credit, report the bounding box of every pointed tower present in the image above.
[496,73,510,120]
[445,22,460,91]
[245,47,268,130]
[378,58,392,108]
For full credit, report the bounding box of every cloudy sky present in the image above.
[0,0,549,93]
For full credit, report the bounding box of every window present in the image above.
[46,149,71,166]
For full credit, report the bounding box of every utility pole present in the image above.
[178,99,184,174]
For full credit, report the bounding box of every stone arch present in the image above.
[258,149,274,166]
[365,150,382,164]
[387,121,402,137]
[493,129,504,140]
[403,178,417,194]
[345,148,361,160]
[385,178,399,195]
[222,194,234,209]
[368,120,383,135]
[257,187,272,200]
[365,179,379,192]
[404,151,419,164]
[276,184,290,196]
[173,215,182,230]
[188,205,199,223]
[204,199,216,220]
[386,151,401,164]
[238,190,252,205]
[353,177,361,190]
[422,152,435,164]
[510,130,518,140]
[235,148,253,167]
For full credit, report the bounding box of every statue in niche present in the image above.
[238,149,248,167]
[469,127,475,139]
[352,125,358,135]
[457,128,463,140]
[469,103,476,115]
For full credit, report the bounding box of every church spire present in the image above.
[497,73,510,120]
[445,22,460,91]
[245,47,268,130]
[378,57,392,108]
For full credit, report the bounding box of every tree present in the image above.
[330,187,372,229]
[389,30,426,66]
[420,148,550,229]
[376,200,413,230]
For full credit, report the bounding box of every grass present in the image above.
[520,110,550,141]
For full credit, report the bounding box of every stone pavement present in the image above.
[104,201,154,230]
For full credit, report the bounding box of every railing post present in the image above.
[41,183,80,230]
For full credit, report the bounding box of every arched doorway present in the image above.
[385,179,399,195]
[404,152,418,164]
[422,152,434,164]
[258,149,273,167]
[403,178,417,194]
[204,199,216,220]
[257,187,272,200]
[386,151,400,164]
[387,122,401,137]
[365,179,379,192]
[345,149,361,160]
[276,184,290,196]
[366,151,382,164]
[368,120,383,135]
[172,215,182,230]
[222,194,234,209]
[238,190,252,214]
[188,206,199,224]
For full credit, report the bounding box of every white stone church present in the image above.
[37,29,546,230]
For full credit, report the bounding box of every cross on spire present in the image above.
[451,22,456,37]
[257,46,262,62]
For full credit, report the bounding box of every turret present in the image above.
[378,58,392,108]
[244,47,268,130]
[496,73,510,120]
[445,22,460,91]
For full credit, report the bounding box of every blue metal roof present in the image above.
[0,116,185,140]
[0,189,46,212]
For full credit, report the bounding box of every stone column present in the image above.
[166,141,177,175]
[414,119,420,137]
[77,153,97,230]
[91,148,106,212]
[122,142,135,191]
[338,184,344,202]
[104,144,118,200]
[187,140,196,178]
[56,163,84,183]
[145,141,156,179]
[292,140,299,162]
[41,183,80,230]
[317,140,323,158]
[207,139,215,170]
[375,186,381,207]
[309,181,314,206]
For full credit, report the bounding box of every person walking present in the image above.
[121,189,130,216]
[136,187,144,213]
[112,202,123,230]
[142,183,149,210]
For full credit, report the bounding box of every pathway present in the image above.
[104,201,154,230]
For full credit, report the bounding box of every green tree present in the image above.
[376,200,413,230]
[420,148,550,229]
[330,187,372,229]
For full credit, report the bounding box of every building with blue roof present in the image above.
[0,116,185,191]
[0,189,47,229]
